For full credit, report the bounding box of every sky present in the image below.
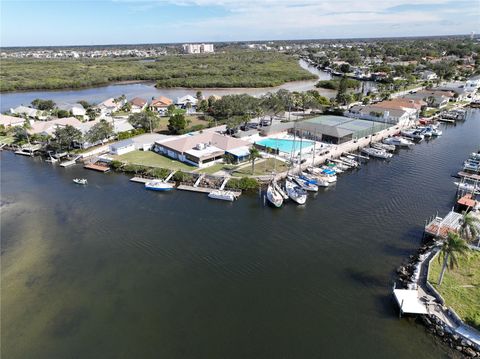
[1,0,479,47]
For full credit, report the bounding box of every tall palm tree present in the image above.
[249,147,261,175]
[459,212,480,246]
[437,232,469,285]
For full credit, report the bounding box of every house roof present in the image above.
[29,117,83,135]
[151,96,173,108]
[130,97,147,107]
[176,95,198,105]
[11,106,38,117]
[0,114,25,127]
[372,99,424,111]
[358,105,408,119]
[57,103,86,112]
[158,132,250,154]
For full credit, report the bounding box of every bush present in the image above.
[147,167,169,178]
[227,177,259,191]
[110,160,124,170]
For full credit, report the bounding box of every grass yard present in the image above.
[196,163,237,175]
[233,158,289,177]
[155,116,210,132]
[0,135,15,145]
[115,150,194,171]
[429,250,480,330]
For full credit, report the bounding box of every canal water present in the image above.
[0,60,336,113]
[2,111,479,358]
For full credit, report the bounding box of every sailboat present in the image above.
[285,177,307,204]
[291,175,318,192]
[266,182,283,207]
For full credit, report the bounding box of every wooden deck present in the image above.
[177,184,241,196]
[84,163,110,172]
[458,171,480,181]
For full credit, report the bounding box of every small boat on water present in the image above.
[273,181,289,200]
[73,178,88,185]
[383,137,414,148]
[145,180,175,191]
[266,183,283,207]
[401,129,424,141]
[361,147,393,159]
[292,176,318,192]
[285,178,307,204]
[208,189,237,201]
[371,142,396,152]
[454,182,480,194]
[339,156,360,167]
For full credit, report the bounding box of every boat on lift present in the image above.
[208,189,237,201]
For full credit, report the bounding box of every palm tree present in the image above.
[459,212,480,246]
[437,232,469,285]
[249,147,261,175]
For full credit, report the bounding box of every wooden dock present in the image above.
[458,171,480,181]
[177,184,241,196]
[84,163,110,172]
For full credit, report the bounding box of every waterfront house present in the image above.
[29,117,83,137]
[10,105,40,119]
[109,133,169,155]
[57,103,87,119]
[154,132,251,167]
[403,90,450,108]
[150,96,173,115]
[96,98,126,116]
[175,95,198,113]
[347,99,423,125]
[129,97,148,113]
[0,114,26,128]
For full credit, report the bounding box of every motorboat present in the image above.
[73,178,88,185]
[208,190,237,201]
[285,178,307,204]
[371,142,396,152]
[145,180,175,191]
[454,182,480,194]
[291,176,318,192]
[417,126,433,137]
[401,129,424,141]
[266,183,283,207]
[383,137,414,148]
[361,147,393,159]
[339,156,360,167]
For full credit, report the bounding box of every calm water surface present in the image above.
[2,110,479,358]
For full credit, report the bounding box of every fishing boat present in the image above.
[208,190,237,201]
[145,180,175,191]
[382,137,414,148]
[266,183,283,207]
[454,182,480,194]
[73,178,88,185]
[361,147,393,159]
[401,129,424,141]
[292,176,318,192]
[285,178,307,204]
[371,142,396,152]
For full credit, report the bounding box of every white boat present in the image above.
[361,147,393,159]
[145,180,175,191]
[401,129,424,140]
[73,178,88,185]
[273,181,289,200]
[291,176,318,192]
[454,182,480,194]
[45,156,58,163]
[383,137,414,148]
[371,142,396,152]
[266,183,283,207]
[208,190,237,201]
[310,174,330,187]
[470,152,480,161]
[285,178,307,204]
[339,156,360,167]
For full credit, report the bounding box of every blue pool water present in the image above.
[256,138,314,153]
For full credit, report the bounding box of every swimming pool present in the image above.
[256,138,314,154]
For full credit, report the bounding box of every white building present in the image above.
[182,43,214,54]
[0,114,26,128]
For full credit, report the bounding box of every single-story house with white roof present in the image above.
[10,106,40,119]
[0,114,26,128]
[110,133,170,155]
[57,103,87,119]
[176,95,198,113]
[29,117,83,137]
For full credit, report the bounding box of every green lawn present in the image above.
[233,158,288,177]
[196,163,237,175]
[115,150,194,171]
[0,135,15,145]
[429,250,480,330]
